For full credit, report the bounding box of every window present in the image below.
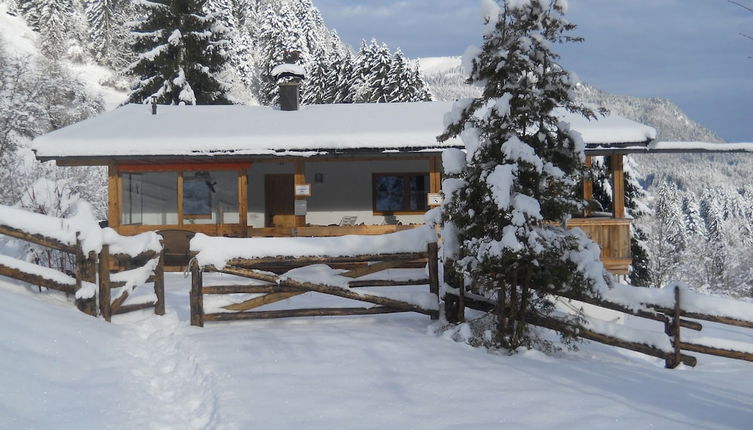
[183,172,213,219]
[121,172,178,225]
[373,173,429,213]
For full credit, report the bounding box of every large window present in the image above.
[373,173,429,214]
[120,169,239,226]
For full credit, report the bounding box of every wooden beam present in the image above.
[222,291,305,311]
[348,279,430,288]
[0,263,76,294]
[427,242,439,320]
[190,260,204,327]
[98,245,112,322]
[204,306,406,321]
[583,155,593,217]
[0,225,77,254]
[294,159,306,227]
[154,251,165,316]
[108,164,120,228]
[227,252,427,269]
[238,169,249,237]
[177,172,184,226]
[611,155,625,218]
[113,301,156,315]
[429,156,441,207]
[341,260,415,279]
[202,284,300,294]
[213,265,438,317]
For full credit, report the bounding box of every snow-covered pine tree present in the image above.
[127,0,230,105]
[323,31,356,104]
[84,0,133,68]
[354,40,392,103]
[438,0,610,350]
[256,3,307,106]
[302,48,330,104]
[385,49,411,102]
[647,184,687,288]
[36,0,74,60]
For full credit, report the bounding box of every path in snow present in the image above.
[119,314,219,429]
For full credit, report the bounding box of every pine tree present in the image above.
[84,0,133,68]
[127,0,230,105]
[354,40,392,103]
[256,3,307,106]
[438,0,609,350]
[302,48,330,104]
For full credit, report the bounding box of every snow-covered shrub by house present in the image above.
[439,0,612,350]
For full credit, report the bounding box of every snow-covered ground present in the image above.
[2,273,752,430]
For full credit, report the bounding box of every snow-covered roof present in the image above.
[586,141,753,155]
[32,102,656,160]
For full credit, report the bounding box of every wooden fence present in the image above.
[446,282,753,368]
[189,243,440,326]
[0,210,164,320]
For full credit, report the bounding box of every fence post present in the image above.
[154,245,166,316]
[74,236,96,316]
[190,259,204,327]
[427,242,440,320]
[665,286,682,369]
[98,244,112,322]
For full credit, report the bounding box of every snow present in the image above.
[441,148,466,175]
[0,254,75,286]
[649,141,753,152]
[487,164,516,209]
[2,273,753,429]
[110,258,160,292]
[104,228,163,257]
[191,225,438,268]
[0,204,78,246]
[271,63,306,78]
[32,102,657,159]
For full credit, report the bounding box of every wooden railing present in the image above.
[567,217,631,275]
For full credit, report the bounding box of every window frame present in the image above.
[371,172,430,215]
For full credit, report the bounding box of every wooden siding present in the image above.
[568,217,632,275]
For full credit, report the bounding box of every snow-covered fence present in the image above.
[447,280,753,368]
[187,227,440,326]
[0,203,165,320]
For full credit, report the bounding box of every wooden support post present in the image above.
[294,159,306,227]
[238,169,249,237]
[611,154,625,218]
[98,244,112,322]
[427,242,439,320]
[665,286,683,369]
[429,156,441,207]
[74,237,96,316]
[107,165,120,229]
[154,248,166,316]
[190,259,204,327]
[583,155,593,217]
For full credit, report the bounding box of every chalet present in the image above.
[32,80,658,274]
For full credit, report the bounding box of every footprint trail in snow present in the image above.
[120,314,219,430]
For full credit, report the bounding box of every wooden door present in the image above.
[265,174,295,227]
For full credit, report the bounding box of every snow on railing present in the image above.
[0,202,165,320]
[190,225,438,269]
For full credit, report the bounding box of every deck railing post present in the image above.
[154,243,166,316]
[74,235,96,316]
[98,244,112,322]
[665,285,682,369]
[190,258,204,327]
[427,242,440,320]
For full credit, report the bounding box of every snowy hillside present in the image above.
[2,274,753,429]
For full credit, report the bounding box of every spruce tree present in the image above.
[127,0,230,105]
[84,0,133,68]
[439,0,610,350]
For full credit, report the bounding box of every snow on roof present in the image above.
[32,102,655,159]
[271,63,306,78]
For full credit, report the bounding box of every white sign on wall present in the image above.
[295,184,311,197]
[294,199,307,216]
[427,193,443,206]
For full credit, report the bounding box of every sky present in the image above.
[315,0,753,142]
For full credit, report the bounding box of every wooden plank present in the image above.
[204,306,406,321]
[679,341,753,363]
[0,225,78,254]
[98,244,112,322]
[611,155,625,218]
[202,284,301,294]
[666,286,683,369]
[348,279,430,288]
[108,164,120,228]
[177,172,184,226]
[113,301,156,315]
[583,155,593,217]
[212,265,438,317]
[0,263,76,294]
[427,242,439,320]
[153,251,165,316]
[429,156,441,207]
[238,169,248,236]
[118,162,252,173]
[294,159,306,227]
[222,291,305,311]
[227,252,428,269]
[109,289,130,315]
[567,217,631,227]
[341,260,406,279]
[190,259,204,327]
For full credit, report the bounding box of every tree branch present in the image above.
[729,0,753,13]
